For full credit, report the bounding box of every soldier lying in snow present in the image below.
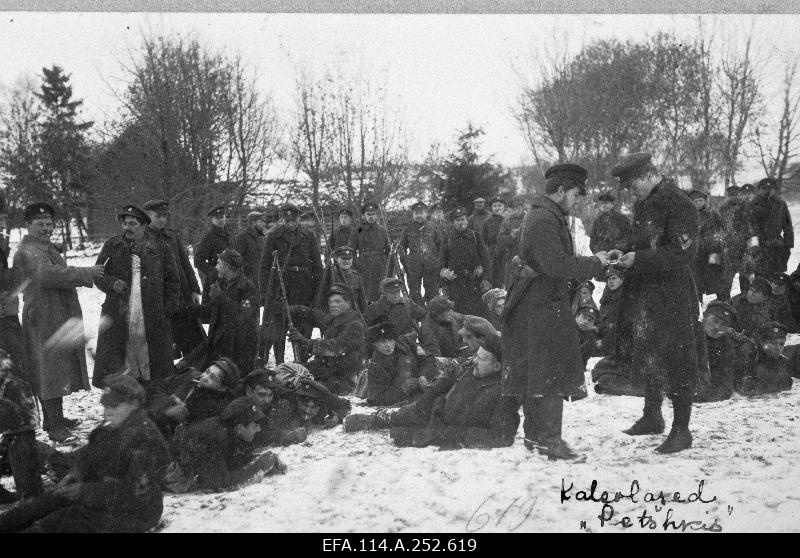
[344,316,520,449]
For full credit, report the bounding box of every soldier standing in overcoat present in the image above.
[718,186,758,301]
[329,208,355,252]
[398,201,441,305]
[93,205,180,388]
[611,153,706,454]
[751,178,794,275]
[439,207,492,318]
[234,211,267,291]
[480,197,508,289]
[689,190,725,301]
[589,192,632,253]
[497,201,527,287]
[350,202,390,303]
[13,203,104,442]
[194,205,234,290]
[501,164,607,461]
[259,204,323,364]
[143,200,205,358]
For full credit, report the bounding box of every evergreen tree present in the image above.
[439,124,506,210]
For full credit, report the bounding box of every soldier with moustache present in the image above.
[143,200,205,359]
[610,153,706,454]
[259,204,323,364]
[398,201,441,305]
[350,202,390,303]
[194,205,234,290]
[467,197,491,234]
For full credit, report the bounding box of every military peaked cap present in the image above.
[380,277,403,292]
[99,374,146,407]
[295,379,332,400]
[117,204,151,225]
[611,153,654,182]
[327,283,353,299]
[689,190,708,200]
[221,397,265,426]
[23,202,55,222]
[246,210,265,222]
[338,207,354,217]
[544,163,589,194]
[430,203,443,211]
[575,305,599,320]
[757,177,780,191]
[207,205,227,218]
[755,321,788,342]
[369,321,397,341]
[597,192,616,203]
[332,245,355,258]
[769,272,790,286]
[280,203,300,215]
[450,206,469,221]
[410,201,428,211]
[143,199,170,212]
[473,197,486,204]
[705,301,738,326]
[361,202,379,213]
[244,368,283,391]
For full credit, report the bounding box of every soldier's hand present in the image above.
[618,252,636,268]
[112,279,128,294]
[440,268,456,281]
[474,265,483,278]
[322,415,340,429]
[165,401,189,421]
[419,376,431,390]
[288,326,308,344]
[209,282,222,300]
[91,265,105,281]
[480,279,492,293]
[606,249,624,261]
[191,293,202,306]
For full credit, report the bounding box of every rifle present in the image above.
[376,201,409,297]
[254,250,278,367]
[275,250,303,362]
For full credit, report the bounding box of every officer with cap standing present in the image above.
[350,201,390,304]
[718,185,758,301]
[259,203,323,364]
[480,197,508,289]
[689,190,725,302]
[589,192,632,254]
[13,202,104,442]
[429,202,450,241]
[468,197,491,233]
[313,245,367,314]
[329,208,355,253]
[610,153,706,454]
[502,163,609,461]
[439,206,492,318]
[234,210,267,291]
[194,205,234,290]
[751,177,794,276]
[94,205,180,388]
[143,199,205,358]
[398,201,442,305]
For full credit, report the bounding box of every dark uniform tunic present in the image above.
[694,332,737,403]
[0,239,25,384]
[718,197,757,300]
[615,179,704,396]
[259,224,323,364]
[480,214,507,289]
[363,295,427,335]
[751,193,794,274]
[467,209,491,235]
[399,221,441,305]
[148,225,205,357]
[353,340,416,406]
[418,313,467,358]
[589,209,632,253]
[313,264,368,315]
[695,207,725,298]
[737,352,795,396]
[0,409,169,533]
[497,211,526,287]
[329,225,354,252]
[350,222,390,303]
[234,226,266,292]
[194,224,234,288]
[439,229,491,317]
[93,232,180,387]
[291,307,366,395]
[730,294,777,337]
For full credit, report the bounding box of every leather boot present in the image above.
[41,399,74,444]
[7,432,43,499]
[539,439,582,461]
[655,391,693,454]
[623,384,665,435]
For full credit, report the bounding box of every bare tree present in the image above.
[0,77,44,211]
[754,61,800,180]
[291,70,331,211]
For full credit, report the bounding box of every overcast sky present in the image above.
[1,12,799,172]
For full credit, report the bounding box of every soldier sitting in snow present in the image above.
[146,357,241,440]
[169,397,286,493]
[482,288,506,332]
[353,322,424,406]
[730,275,779,337]
[736,322,798,396]
[598,266,624,354]
[343,316,520,450]
[766,272,798,332]
[575,305,603,367]
[418,295,469,359]
[694,301,741,403]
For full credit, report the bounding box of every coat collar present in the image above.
[531,195,569,227]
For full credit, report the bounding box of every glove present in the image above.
[288,326,308,345]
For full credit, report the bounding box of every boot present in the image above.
[41,399,75,444]
[343,413,389,433]
[7,433,43,499]
[0,486,18,504]
[655,391,693,454]
[623,385,665,435]
[62,418,80,430]
[539,439,583,461]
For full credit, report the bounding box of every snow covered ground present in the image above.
[2,207,800,533]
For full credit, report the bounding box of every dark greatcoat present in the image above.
[93,232,180,387]
[329,225,354,252]
[480,214,507,288]
[467,209,491,235]
[418,313,467,358]
[0,409,169,533]
[363,295,427,335]
[234,226,266,292]
[259,224,323,310]
[730,294,776,337]
[350,222,390,303]
[292,307,366,395]
[439,228,491,317]
[353,339,416,406]
[694,332,736,403]
[751,193,794,273]
[589,209,633,253]
[497,210,526,287]
[13,235,94,400]
[195,272,259,375]
[313,264,367,315]
[194,224,234,286]
[695,208,725,296]
[399,220,441,303]
[502,196,602,398]
[615,179,704,395]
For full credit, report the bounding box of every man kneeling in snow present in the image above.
[736,322,798,396]
[168,397,285,493]
[344,316,520,449]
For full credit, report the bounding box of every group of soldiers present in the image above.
[1,152,798,531]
